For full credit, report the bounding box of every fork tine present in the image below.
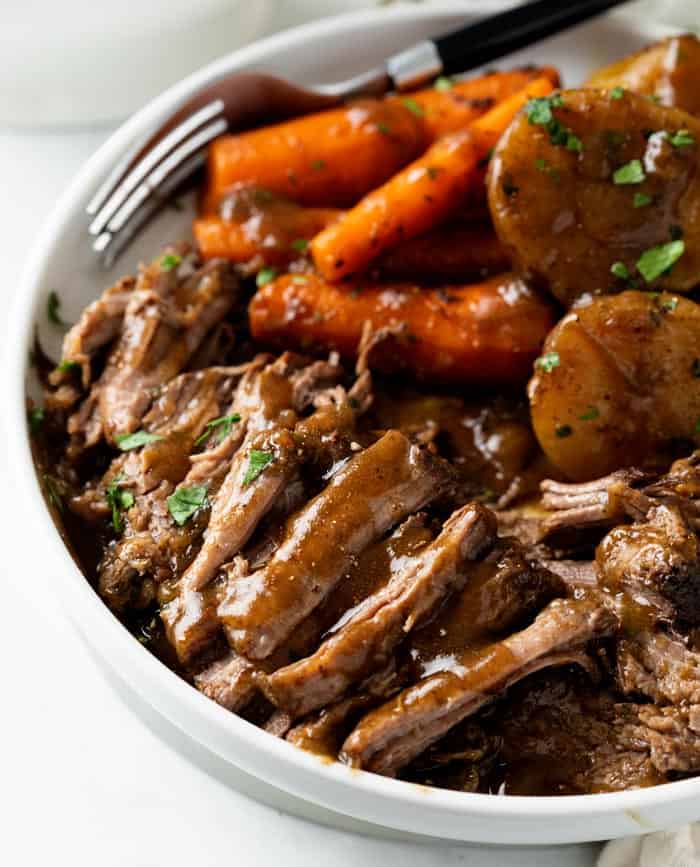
[104,116,227,235]
[94,149,208,269]
[88,99,226,236]
[92,112,229,270]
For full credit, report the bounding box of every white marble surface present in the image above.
[0,128,605,867]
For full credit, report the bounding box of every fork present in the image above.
[87,0,629,268]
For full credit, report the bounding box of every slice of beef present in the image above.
[181,426,300,594]
[66,249,237,451]
[477,670,662,794]
[598,504,700,626]
[286,664,401,759]
[340,595,617,776]
[265,503,498,717]
[617,630,700,705]
[100,354,340,616]
[541,559,599,589]
[644,451,700,531]
[50,274,135,391]
[406,539,565,675]
[194,650,258,712]
[71,365,245,524]
[539,470,651,542]
[638,704,700,773]
[216,430,456,661]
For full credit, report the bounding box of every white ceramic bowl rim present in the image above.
[9,2,698,838]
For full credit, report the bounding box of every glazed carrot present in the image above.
[311,77,555,280]
[249,272,555,384]
[201,99,425,212]
[376,223,510,282]
[193,186,341,266]
[394,66,561,141]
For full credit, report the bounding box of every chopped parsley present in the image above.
[28,406,45,434]
[525,94,583,153]
[633,192,653,208]
[535,351,560,373]
[646,94,662,104]
[106,474,134,533]
[310,159,326,171]
[636,240,685,283]
[54,359,80,375]
[243,450,274,486]
[256,267,278,287]
[47,291,65,326]
[555,424,573,439]
[426,166,441,180]
[526,94,563,126]
[291,275,309,284]
[290,238,309,252]
[695,417,700,436]
[692,358,700,378]
[376,122,392,136]
[402,97,424,118]
[610,261,631,280]
[610,87,625,100]
[613,159,645,185]
[115,430,164,451]
[167,485,208,526]
[433,76,454,91]
[194,413,241,447]
[160,253,182,272]
[579,406,600,421]
[43,474,64,513]
[670,129,695,148]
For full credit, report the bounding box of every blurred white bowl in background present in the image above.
[0,0,271,127]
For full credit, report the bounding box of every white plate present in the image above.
[9,2,693,845]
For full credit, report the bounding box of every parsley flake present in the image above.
[167,485,208,526]
[106,474,134,533]
[636,240,685,283]
[611,261,631,280]
[670,129,695,148]
[256,267,278,287]
[115,430,164,451]
[692,358,700,378]
[535,351,560,373]
[55,359,80,375]
[47,291,65,326]
[695,417,700,436]
[555,424,573,439]
[613,159,645,185]
[433,76,454,91]
[610,87,625,100]
[376,122,392,136]
[28,406,45,434]
[243,450,274,486]
[194,413,241,447]
[160,253,182,272]
[291,238,309,252]
[402,97,424,118]
[310,159,326,171]
[43,474,64,513]
[579,406,600,421]
[633,192,653,208]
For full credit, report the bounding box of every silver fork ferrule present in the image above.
[386,40,443,92]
